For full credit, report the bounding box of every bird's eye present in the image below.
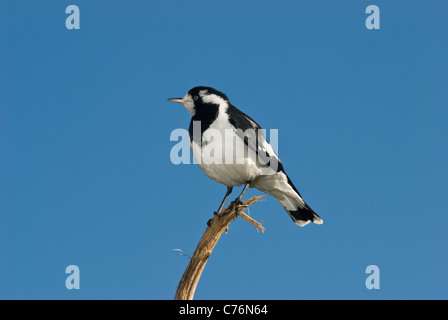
[194,96,199,101]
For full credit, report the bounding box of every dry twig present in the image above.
[174,195,265,300]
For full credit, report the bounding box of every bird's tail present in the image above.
[252,171,323,227]
[284,198,323,227]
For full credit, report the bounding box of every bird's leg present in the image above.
[232,181,251,213]
[208,187,233,227]
[214,186,233,216]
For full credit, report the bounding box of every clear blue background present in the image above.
[1,0,447,299]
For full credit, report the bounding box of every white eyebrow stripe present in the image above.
[202,93,228,106]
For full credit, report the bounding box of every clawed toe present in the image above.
[231,198,243,214]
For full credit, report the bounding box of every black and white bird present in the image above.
[168,86,322,227]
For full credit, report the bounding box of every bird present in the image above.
[168,86,322,227]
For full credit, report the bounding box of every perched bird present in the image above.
[168,86,322,227]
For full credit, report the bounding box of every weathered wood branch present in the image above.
[174,195,265,300]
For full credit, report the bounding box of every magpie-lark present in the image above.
[168,86,322,227]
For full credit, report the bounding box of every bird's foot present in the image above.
[232,198,243,215]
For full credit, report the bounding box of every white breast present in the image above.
[190,105,262,187]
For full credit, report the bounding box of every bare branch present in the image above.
[174,195,265,300]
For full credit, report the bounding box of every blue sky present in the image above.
[1,1,447,299]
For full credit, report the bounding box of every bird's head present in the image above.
[168,86,229,116]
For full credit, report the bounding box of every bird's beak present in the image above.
[168,97,184,104]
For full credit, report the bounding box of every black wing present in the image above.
[226,104,282,172]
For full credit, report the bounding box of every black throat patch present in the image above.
[188,102,220,143]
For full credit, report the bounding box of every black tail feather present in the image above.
[287,203,323,227]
